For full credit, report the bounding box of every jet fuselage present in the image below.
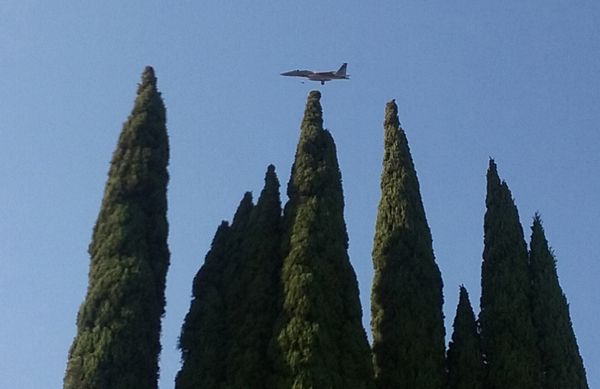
[281,63,349,85]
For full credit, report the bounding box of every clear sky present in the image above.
[1,1,598,388]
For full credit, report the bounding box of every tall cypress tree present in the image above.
[64,66,170,389]
[224,165,283,388]
[273,91,374,389]
[529,214,588,389]
[370,99,445,389]
[479,160,542,389]
[176,221,231,389]
[447,286,484,389]
[175,193,254,389]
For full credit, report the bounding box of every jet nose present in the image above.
[281,70,295,76]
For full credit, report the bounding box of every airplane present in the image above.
[281,63,350,85]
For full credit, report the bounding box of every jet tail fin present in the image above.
[336,63,348,76]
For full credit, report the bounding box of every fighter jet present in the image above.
[281,63,350,85]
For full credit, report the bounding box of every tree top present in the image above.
[384,99,399,128]
[138,66,157,93]
[308,90,321,100]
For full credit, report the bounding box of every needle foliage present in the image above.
[447,286,484,389]
[223,166,283,388]
[529,214,589,389]
[370,99,445,389]
[64,66,170,389]
[273,91,374,389]
[176,166,283,389]
[479,160,542,389]
[175,193,254,389]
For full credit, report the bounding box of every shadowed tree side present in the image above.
[479,160,542,389]
[447,286,484,389]
[175,221,231,389]
[370,99,445,389]
[529,214,589,389]
[175,194,254,389]
[223,165,283,389]
[64,66,170,389]
[273,91,374,389]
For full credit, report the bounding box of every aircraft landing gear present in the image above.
[321,81,325,85]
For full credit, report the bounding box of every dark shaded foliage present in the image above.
[223,165,283,388]
[175,193,254,389]
[447,286,484,389]
[479,160,542,389]
[529,214,588,389]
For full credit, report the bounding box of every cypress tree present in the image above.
[370,99,445,389]
[175,193,254,389]
[176,221,231,389]
[64,66,170,389]
[224,165,283,388]
[479,160,542,389]
[529,214,589,389]
[273,91,374,389]
[446,286,484,389]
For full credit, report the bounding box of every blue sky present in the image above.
[1,1,598,387]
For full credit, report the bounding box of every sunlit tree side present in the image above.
[370,99,445,389]
[273,91,374,389]
[64,66,170,389]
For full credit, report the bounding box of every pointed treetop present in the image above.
[453,285,477,333]
[486,158,516,210]
[530,212,554,266]
[371,98,444,389]
[529,212,555,277]
[480,160,542,388]
[384,99,399,128]
[232,192,254,227]
[529,214,589,388]
[265,164,278,187]
[211,220,231,247]
[131,66,165,124]
[254,164,282,225]
[447,285,484,389]
[64,65,170,389]
[530,213,547,253]
[487,158,500,184]
[308,90,321,100]
[301,90,324,132]
[137,66,158,95]
[459,284,469,302]
[454,285,478,329]
[532,212,543,231]
[260,165,280,201]
[141,65,157,86]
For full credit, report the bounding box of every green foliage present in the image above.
[370,99,445,389]
[175,220,231,389]
[175,192,254,389]
[64,66,170,389]
[447,286,484,389]
[177,167,283,389]
[479,160,542,389]
[223,165,283,388]
[529,214,589,389]
[273,91,374,389]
